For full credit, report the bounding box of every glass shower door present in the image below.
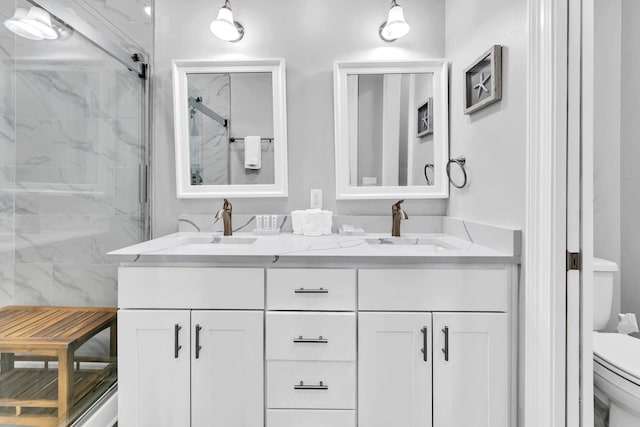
[0,0,149,424]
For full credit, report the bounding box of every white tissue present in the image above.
[302,209,323,237]
[291,210,304,235]
[321,210,333,235]
[616,313,639,335]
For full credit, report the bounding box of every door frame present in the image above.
[524,0,570,426]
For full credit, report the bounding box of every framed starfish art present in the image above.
[464,45,503,114]
[417,97,433,137]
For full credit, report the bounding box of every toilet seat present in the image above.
[593,332,640,387]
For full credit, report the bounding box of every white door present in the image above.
[358,312,432,427]
[118,310,191,427]
[432,312,509,427]
[191,310,264,427]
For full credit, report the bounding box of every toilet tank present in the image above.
[593,257,618,331]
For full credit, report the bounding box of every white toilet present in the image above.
[593,257,640,427]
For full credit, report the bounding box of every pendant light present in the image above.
[379,0,410,42]
[3,6,69,41]
[4,8,45,40]
[210,0,244,42]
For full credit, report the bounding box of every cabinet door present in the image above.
[191,311,264,427]
[432,313,509,427]
[358,312,432,427]
[118,310,191,427]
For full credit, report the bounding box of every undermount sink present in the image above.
[365,237,458,251]
[179,236,258,245]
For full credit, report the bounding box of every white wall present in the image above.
[593,0,622,330]
[620,0,640,333]
[152,0,447,236]
[444,0,528,228]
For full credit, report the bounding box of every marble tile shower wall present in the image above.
[0,1,145,354]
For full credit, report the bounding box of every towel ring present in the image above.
[446,156,468,189]
[423,164,434,185]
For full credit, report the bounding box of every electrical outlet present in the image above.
[310,189,323,209]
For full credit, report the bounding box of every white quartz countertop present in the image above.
[108,232,520,264]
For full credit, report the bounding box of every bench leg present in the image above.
[58,348,74,426]
[0,353,14,373]
[110,320,117,359]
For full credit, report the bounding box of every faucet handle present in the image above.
[392,200,408,219]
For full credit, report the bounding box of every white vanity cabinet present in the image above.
[116,262,516,427]
[358,268,514,427]
[117,267,265,427]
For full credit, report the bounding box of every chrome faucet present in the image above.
[215,198,233,236]
[391,200,408,237]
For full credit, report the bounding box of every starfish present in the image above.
[421,110,429,129]
[474,72,492,97]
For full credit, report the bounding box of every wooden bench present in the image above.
[0,306,117,427]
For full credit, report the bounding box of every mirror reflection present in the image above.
[187,72,274,186]
[347,72,435,187]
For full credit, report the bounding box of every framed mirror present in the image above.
[333,59,449,199]
[172,59,288,198]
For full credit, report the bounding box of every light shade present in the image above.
[3,7,60,40]
[379,1,410,42]
[210,2,244,42]
[21,7,58,39]
[4,8,45,40]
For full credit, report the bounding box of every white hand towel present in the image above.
[244,136,262,170]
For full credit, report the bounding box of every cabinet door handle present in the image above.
[293,335,328,344]
[294,287,329,294]
[294,381,328,390]
[442,326,449,361]
[174,324,182,359]
[421,327,428,362]
[195,324,202,359]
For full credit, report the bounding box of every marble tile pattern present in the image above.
[0,12,146,356]
[188,73,231,185]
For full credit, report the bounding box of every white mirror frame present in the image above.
[172,58,288,198]
[333,59,449,199]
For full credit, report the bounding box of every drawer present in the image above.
[267,410,355,427]
[267,269,356,310]
[119,267,264,309]
[266,313,355,361]
[267,361,355,409]
[358,268,510,312]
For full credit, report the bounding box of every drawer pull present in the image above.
[293,335,328,344]
[174,324,182,359]
[294,381,328,390]
[294,287,329,294]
